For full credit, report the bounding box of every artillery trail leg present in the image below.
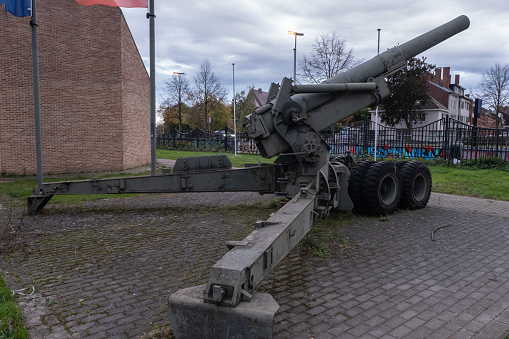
[168,185,322,338]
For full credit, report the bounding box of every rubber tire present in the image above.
[362,162,402,216]
[393,160,407,172]
[399,161,432,209]
[348,160,375,213]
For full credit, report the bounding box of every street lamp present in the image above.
[288,31,304,83]
[173,72,185,132]
[377,28,381,55]
[374,29,381,161]
[232,63,237,156]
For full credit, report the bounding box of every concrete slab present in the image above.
[168,284,279,339]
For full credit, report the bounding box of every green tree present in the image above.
[183,102,204,129]
[210,101,231,131]
[160,103,190,131]
[232,86,257,131]
[351,107,371,122]
[380,57,435,129]
[161,105,179,131]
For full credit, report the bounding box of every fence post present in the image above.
[363,119,369,156]
[469,123,475,163]
[474,126,479,165]
[224,126,228,152]
[496,129,500,164]
[505,129,508,166]
[444,116,450,164]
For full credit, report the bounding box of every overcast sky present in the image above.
[122,0,509,106]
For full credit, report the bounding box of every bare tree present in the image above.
[299,32,361,84]
[194,59,227,130]
[162,73,190,131]
[479,63,509,128]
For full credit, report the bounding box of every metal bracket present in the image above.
[27,194,53,215]
[225,240,249,250]
[254,220,280,229]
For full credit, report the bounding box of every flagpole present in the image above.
[232,63,237,157]
[148,0,156,175]
[31,0,44,188]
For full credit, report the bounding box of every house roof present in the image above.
[253,88,268,107]
[427,80,452,93]
[422,96,448,111]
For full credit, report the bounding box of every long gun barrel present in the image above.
[296,15,470,112]
[245,15,470,158]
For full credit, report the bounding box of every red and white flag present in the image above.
[75,0,147,8]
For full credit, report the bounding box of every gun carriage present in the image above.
[28,15,470,338]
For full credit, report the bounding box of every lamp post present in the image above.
[288,31,304,83]
[377,28,381,55]
[173,72,185,132]
[374,29,381,161]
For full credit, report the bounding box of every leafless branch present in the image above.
[431,223,453,241]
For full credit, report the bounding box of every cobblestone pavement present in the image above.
[2,192,509,338]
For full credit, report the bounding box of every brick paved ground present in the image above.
[2,191,509,338]
[263,194,509,339]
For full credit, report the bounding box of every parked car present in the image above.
[212,130,235,140]
[335,128,351,143]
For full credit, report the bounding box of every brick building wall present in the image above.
[0,0,150,175]
[427,67,451,109]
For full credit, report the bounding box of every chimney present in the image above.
[443,67,451,86]
[434,68,442,85]
[455,74,460,85]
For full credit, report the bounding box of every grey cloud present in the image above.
[123,0,509,104]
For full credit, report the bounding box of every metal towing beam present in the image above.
[27,155,276,213]
[27,15,470,338]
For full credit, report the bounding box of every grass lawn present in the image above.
[429,166,509,201]
[157,150,509,202]
[0,277,28,338]
[156,149,276,168]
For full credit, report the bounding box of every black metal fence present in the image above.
[157,118,509,166]
[157,126,260,154]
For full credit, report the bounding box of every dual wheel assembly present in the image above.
[348,160,432,216]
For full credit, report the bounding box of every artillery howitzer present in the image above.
[28,15,470,338]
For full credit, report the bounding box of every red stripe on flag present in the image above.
[75,0,147,8]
